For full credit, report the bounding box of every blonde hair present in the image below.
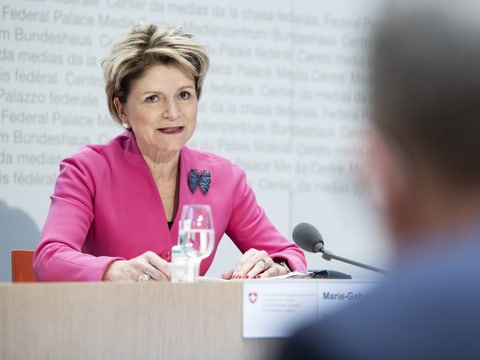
[102,24,210,124]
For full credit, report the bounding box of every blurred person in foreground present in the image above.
[277,1,480,359]
[33,24,306,282]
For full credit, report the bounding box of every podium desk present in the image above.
[0,282,280,360]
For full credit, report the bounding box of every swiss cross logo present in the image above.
[248,292,258,304]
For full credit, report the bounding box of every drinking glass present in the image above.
[178,204,215,281]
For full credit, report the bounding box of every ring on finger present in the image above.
[137,274,151,282]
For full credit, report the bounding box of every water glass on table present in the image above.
[177,204,215,282]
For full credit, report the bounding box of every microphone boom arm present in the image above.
[321,249,388,275]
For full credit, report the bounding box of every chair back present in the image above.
[11,249,36,282]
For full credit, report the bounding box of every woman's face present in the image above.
[114,64,198,158]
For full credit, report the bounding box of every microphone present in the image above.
[292,222,325,253]
[292,223,388,275]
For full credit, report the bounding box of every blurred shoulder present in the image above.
[281,233,480,360]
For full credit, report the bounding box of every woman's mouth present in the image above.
[158,126,184,135]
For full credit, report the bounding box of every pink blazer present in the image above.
[33,132,306,281]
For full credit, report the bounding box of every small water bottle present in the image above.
[171,245,194,283]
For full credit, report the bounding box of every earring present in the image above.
[122,123,129,129]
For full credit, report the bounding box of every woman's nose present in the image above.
[162,100,181,120]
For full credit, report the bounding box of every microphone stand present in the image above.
[320,248,388,275]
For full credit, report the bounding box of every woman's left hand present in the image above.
[221,248,289,280]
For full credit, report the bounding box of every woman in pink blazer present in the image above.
[33,24,306,282]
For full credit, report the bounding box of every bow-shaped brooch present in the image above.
[188,169,211,195]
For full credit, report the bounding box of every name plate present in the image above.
[242,279,376,338]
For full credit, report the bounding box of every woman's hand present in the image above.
[103,251,171,282]
[221,248,290,280]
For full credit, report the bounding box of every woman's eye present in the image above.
[178,91,191,100]
[145,95,158,103]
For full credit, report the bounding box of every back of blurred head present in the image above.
[368,0,480,246]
